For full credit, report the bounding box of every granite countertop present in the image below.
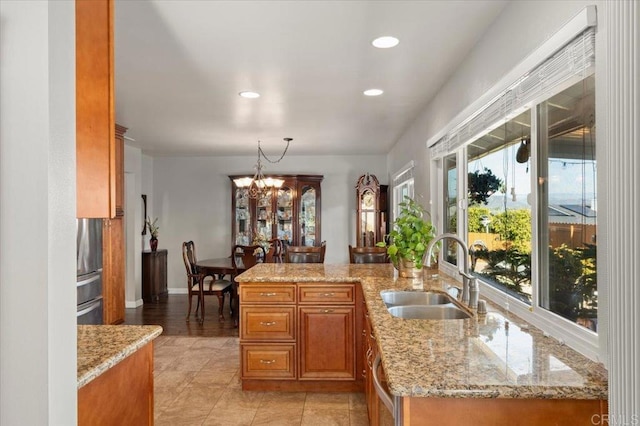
[235,263,608,399]
[77,325,163,389]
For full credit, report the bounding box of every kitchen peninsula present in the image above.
[77,325,162,425]
[235,263,608,425]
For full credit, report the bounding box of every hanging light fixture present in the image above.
[234,138,292,199]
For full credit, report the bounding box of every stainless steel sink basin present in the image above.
[387,304,472,320]
[380,290,451,307]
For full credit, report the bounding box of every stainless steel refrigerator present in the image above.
[76,218,103,324]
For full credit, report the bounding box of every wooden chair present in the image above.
[285,241,326,263]
[182,241,232,323]
[231,244,266,326]
[264,239,284,263]
[349,245,389,264]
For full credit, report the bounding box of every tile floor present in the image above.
[153,335,369,426]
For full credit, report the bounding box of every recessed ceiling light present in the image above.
[239,91,260,99]
[364,89,384,96]
[372,36,399,49]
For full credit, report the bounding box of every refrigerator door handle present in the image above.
[77,298,103,317]
[77,271,101,288]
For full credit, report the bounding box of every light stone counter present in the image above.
[235,263,608,399]
[77,325,162,388]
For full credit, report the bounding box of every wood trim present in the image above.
[78,342,154,426]
[401,397,607,426]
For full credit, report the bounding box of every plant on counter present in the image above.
[146,217,159,239]
[377,196,437,270]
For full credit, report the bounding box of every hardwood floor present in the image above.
[125,294,239,337]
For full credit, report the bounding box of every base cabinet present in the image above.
[239,282,362,391]
[78,342,154,425]
[142,249,168,303]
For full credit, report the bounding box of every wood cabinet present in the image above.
[78,342,154,425]
[76,0,116,219]
[355,174,389,247]
[230,175,322,248]
[114,124,127,217]
[102,123,126,324]
[103,217,124,324]
[239,282,363,391]
[142,249,168,303]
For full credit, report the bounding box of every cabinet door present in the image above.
[233,187,251,245]
[276,184,294,243]
[297,181,320,246]
[255,189,274,243]
[76,0,115,218]
[299,307,355,380]
[103,217,124,324]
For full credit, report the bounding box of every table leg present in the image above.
[199,276,205,324]
[231,282,239,328]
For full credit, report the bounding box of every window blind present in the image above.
[393,165,414,186]
[430,28,595,159]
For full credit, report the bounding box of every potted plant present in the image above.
[377,196,437,278]
[146,217,159,251]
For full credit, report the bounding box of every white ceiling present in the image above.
[115,0,509,157]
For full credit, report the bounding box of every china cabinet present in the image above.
[355,174,389,247]
[230,175,322,247]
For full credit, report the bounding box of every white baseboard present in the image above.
[168,288,187,295]
[125,299,144,308]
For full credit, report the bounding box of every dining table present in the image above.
[195,257,247,326]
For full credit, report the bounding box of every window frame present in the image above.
[428,8,602,363]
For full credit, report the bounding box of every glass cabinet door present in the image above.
[299,185,317,246]
[359,189,376,246]
[234,187,251,245]
[255,190,273,243]
[276,186,293,244]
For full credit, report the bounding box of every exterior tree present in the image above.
[468,168,503,205]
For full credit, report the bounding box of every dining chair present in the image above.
[182,241,232,323]
[348,245,389,264]
[264,238,284,263]
[231,244,267,327]
[285,241,326,263]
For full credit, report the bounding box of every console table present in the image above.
[142,249,168,303]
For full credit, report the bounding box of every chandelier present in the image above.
[234,138,292,199]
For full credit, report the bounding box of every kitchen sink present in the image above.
[380,290,451,307]
[387,304,472,320]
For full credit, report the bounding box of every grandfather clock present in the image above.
[355,174,388,247]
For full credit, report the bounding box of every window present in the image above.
[429,23,599,360]
[466,109,533,305]
[392,163,414,220]
[538,76,597,331]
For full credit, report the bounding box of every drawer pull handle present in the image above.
[260,292,278,297]
[260,321,277,326]
[260,359,276,364]
[319,292,335,297]
[322,309,334,313]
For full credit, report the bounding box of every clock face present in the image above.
[362,191,374,209]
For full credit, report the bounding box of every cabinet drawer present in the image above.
[241,307,295,340]
[240,284,296,304]
[298,284,355,304]
[241,344,296,379]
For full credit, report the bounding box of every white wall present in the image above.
[124,144,144,306]
[388,0,595,217]
[0,1,77,424]
[149,154,386,292]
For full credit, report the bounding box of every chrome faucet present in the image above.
[423,233,479,309]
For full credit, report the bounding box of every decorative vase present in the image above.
[150,237,158,252]
[397,258,424,279]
